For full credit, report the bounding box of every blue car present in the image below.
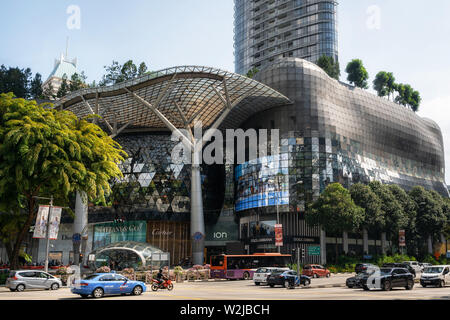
[71,273,146,298]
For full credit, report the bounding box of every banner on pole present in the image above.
[275,224,283,247]
[399,230,406,247]
[33,206,49,239]
[48,207,62,240]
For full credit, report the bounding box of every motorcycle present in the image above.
[151,278,174,291]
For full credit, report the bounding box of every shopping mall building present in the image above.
[12,57,445,269]
[2,1,447,268]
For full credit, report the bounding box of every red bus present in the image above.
[210,253,292,280]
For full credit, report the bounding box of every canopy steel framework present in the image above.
[55,65,291,265]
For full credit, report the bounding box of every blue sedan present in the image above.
[71,273,146,298]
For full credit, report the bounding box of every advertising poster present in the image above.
[33,206,49,239]
[48,207,62,240]
[399,230,406,247]
[275,224,283,247]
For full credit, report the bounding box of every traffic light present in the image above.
[301,248,306,259]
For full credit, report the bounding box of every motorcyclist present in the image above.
[156,268,165,287]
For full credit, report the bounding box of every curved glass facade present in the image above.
[234,0,338,75]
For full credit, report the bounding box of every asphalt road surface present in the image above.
[1,274,450,300]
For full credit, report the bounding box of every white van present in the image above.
[420,265,450,288]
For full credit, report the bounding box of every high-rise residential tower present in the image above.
[234,0,338,75]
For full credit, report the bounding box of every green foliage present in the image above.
[395,83,421,112]
[373,71,396,99]
[345,59,369,89]
[316,55,340,80]
[56,74,70,98]
[246,67,259,79]
[0,92,127,267]
[100,60,149,86]
[69,72,88,92]
[0,65,33,99]
[350,183,384,232]
[409,186,447,244]
[29,73,43,100]
[306,183,364,234]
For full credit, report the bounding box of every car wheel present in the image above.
[255,282,260,286]
[406,280,414,290]
[92,287,104,299]
[16,284,25,292]
[313,273,318,279]
[326,273,331,278]
[284,280,292,289]
[348,285,354,289]
[269,284,275,288]
[440,280,445,288]
[132,285,143,296]
[304,279,310,287]
[383,281,392,291]
[243,272,250,280]
[421,284,427,288]
[51,283,59,290]
[363,285,370,291]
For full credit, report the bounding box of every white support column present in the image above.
[343,231,349,254]
[190,146,205,266]
[381,232,387,255]
[73,191,88,266]
[363,229,369,255]
[428,236,433,255]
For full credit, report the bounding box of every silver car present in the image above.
[6,270,62,292]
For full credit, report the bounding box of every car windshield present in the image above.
[380,269,393,275]
[424,267,444,274]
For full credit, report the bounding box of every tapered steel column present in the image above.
[343,231,349,254]
[320,229,326,265]
[363,229,369,255]
[191,148,205,265]
[381,232,387,255]
[73,191,88,266]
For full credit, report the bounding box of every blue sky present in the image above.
[1,0,449,184]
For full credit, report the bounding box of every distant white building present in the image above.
[42,53,78,99]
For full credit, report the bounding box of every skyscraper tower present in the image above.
[234,0,338,75]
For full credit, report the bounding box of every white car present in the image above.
[253,267,289,286]
[419,263,433,271]
[420,265,450,288]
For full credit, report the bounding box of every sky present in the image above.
[0,0,449,184]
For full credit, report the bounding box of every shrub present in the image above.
[96,266,111,273]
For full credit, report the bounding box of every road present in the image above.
[1,274,450,300]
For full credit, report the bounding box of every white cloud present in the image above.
[418,96,450,185]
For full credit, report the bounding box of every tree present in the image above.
[42,83,55,100]
[56,74,70,98]
[0,65,32,99]
[369,182,408,254]
[0,93,127,269]
[100,60,148,86]
[69,72,88,92]
[29,73,43,99]
[138,62,148,76]
[345,59,369,89]
[246,67,259,79]
[349,183,384,254]
[387,184,417,255]
[395,83,421,112]
[306,183,364,262]
[409,186,447,255]
[316,55,340,80]
[373,71,396,100]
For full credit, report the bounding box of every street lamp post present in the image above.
[33,195,53,273]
